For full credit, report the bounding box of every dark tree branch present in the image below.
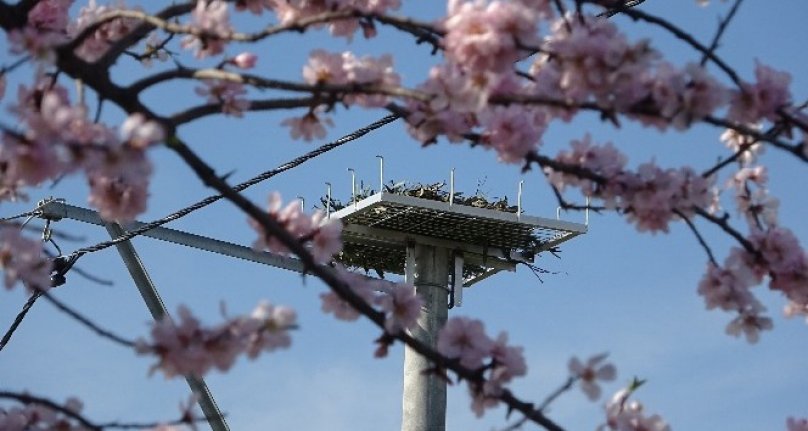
[0,391,100,430]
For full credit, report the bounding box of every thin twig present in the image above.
[700,0,744,66]
[675,209,717,265]
[39,290,137,348]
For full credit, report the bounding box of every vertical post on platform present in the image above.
[348,168,357,209]
[402,243,449,431]
[105,223,230,431]
[376,155,384,192]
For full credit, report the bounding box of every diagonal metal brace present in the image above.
[105,223,230,431]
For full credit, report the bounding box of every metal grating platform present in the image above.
[331,192,587,278]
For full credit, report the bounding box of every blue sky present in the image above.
[1,1,808,430]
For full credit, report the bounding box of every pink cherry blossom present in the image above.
[181,0,232,58]
[0,227,52,292]
[444,0,540,73]
[69,1,140,62]
[309,211,343,264]
[463,331,527,417]
[547,134,627,201]
[250,192,343,264]
[137,301,295,379]
[120,113,165,149]
[601,387,671,431]
[87,174,150,222]
[139,32,170,68]
[478,105,547,163]
[0,395,87,431]
[320,265,379,321]
[194,79,250,117]
[535,14,657,109]
[697,263,760,313]
[784,301,808,324]
[303,50,349,86]
[721,127,764,166]
[242,301,297,359]
[0,132,65,191]
[231,52,258,69]
[729,61,792,124]
[271,0,400,39]
[376,283,422,333]
[725,310,773,343]
[28,0,73,33]
[281,110,334,141]
[437,316,494,369]
[85,145,152,222]
[235,0,275,15]
[569,353,617,401]
[788,417,808,431]
[7,26,64,63]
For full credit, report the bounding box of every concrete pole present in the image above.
[402,243,449,431]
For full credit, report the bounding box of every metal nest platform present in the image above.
[331,192,587,282]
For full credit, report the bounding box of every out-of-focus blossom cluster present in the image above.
[250,192,343,264]
[788,418,808,431]
[9,0,139,63]
[194,79,251,117]
[0,227,52,293]
[69,0,141,62]
[436,316,527,416]
[599,387,670,431]
[569,353,617,401]
[320,264,423,334]
[136,301,296,378]
[1,78,161,221]
[182,0,233,58]
[0,396,89,431]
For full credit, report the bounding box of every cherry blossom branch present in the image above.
[0,391,99,430]
[163,133,565,431]
[700,0,744,67]
[129,67,430,101]
[490,94,806,163]
[0,390,203,430]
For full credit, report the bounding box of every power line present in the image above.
[70,114,400,257]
